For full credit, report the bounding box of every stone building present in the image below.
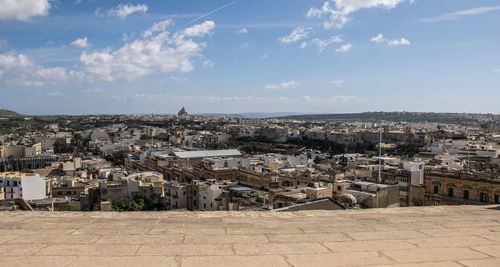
[424,169,500,205]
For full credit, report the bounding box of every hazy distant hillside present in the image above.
[0,108,21,118]
[276,112,499,124]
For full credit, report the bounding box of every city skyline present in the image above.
[0,0,500,115]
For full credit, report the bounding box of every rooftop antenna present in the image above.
[378,128,382,183]
[467,136,470,172]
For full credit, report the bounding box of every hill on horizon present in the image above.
[0,108,21,118]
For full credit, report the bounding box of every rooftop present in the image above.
[173,149,242,159]
[0,172,37,178]
[1,205,500,267]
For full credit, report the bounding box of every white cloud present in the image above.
[238,28,248,34]
[279,26,311,43]
[240,42,249,49]
[143,19,172,38]
[80,20,215,82]
[183,21,215,37]
[301,35,344,52]
[108,3,148,19]
[370,33,386,43]
[419,5,500,23]
[388,38,411,46]
[265,80,298,90]
[71,37,90,48]
[0,52,80,87]
[202,60,214,69]
[0,0,51,21]
[332,80,344,87]
[371,33,411,46]
[0,19,216,86]
[307,0,411,29]
[335,43,352,53]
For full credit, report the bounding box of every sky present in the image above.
[0,0,499,115]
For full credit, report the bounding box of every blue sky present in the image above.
[0,0,499,115]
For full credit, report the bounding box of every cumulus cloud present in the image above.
[279,26,311,43]
[265,80,298,90]
[300,35,344,52]
[335,43,352,53]
[388,38,410,46]
[370,33,386,43]
[183,21,215,37]
[80,20,216,82]
[0,53,81,87]
[307,0,411,29]
[142,19,172,38]
[71,37,90,48]
[238,28,248,34]
[0,0,51,21]
[370,33,411,46]
[108,3,148,19]
[0,19,216,86]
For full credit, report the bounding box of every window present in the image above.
[204,203,206,209]
[480,192,487,203]
[210,202,213,208]
[463,190,469,200]
[448,187,454,197]
[13,181,17,186]
[495,195,499,204]
[433,185,439,194]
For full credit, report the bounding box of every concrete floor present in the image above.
[1,205,500,266]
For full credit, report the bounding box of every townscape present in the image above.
[1,107,499,212]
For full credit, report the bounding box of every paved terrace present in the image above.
[1,206,500,267]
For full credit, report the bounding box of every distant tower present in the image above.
[178,106,189,119]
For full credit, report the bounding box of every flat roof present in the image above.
[174,149,242,159]
[0,172,36,178]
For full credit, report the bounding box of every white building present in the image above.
[0,172,47,200]
[198,179,224,211]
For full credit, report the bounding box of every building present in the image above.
[196,179,226,211]
[348,180,400,208]
[178,106,189,119]
[173,149,243,170]
[424,169,500,205]
[0,172,47,200]
[164,181,189,210]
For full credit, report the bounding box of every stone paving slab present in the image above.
[0,205,499,266]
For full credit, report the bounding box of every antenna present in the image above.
[378,128,382,183]
[467,137,470,172]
